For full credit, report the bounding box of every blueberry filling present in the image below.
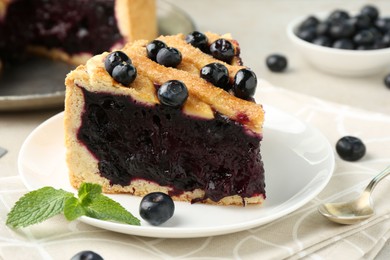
[77,87,265,203]
[0,0,123,61]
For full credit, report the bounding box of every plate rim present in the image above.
[18,105,335,238]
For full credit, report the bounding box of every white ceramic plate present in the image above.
[0,0,195,111]
[18,105,334,238]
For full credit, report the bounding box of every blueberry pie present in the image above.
[64,32,265,206]
[0,0,156,65]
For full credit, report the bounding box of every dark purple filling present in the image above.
[77,87,265,203]
[0,0,123,61]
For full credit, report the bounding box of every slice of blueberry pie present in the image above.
[0,0,156,65]
[64,32,265,206]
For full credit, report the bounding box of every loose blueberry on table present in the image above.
[266,54,288,72]
[139,192,175,226]
[336,136,366,161]
[384,74,390,89]
[200,62,230,91]
[71,250,103,260]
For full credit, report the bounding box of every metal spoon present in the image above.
[318,165,390,225]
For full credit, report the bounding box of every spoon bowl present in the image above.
[318,198,374,225]
[318,165,390,225]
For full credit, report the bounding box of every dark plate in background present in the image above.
[0,0,195,111]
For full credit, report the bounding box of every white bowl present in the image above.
[287,14,390,76]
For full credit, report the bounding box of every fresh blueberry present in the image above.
[350,14,372,30]
[336,136,366,161]
[200,63,230,90]
[312,36,332,47]
[139,192,175,226]
[296,27,317,42]
[356,45,373,50]
[157,80,188,107]
[316,21,331,36]
[186,31,209,52]
[266,54,288,72]
[332,39,354,50]
[111,61,137,86]
[104,51,130,75]
[380,32,390,47]
[156,47,182,68]
[360,5,379,22]
[298,16,320,31]
[372,40,387,50]
[329,21,355,39]
[353,30,375,46]
[209,39,235,63]
[71,250,103,260]
[375,18,390,33]
[296,6,390,52]
[384,74,390,89]
[327,10,350,24]
[233,69,257,99]
[146,40,167,61]
[367,27,383,41]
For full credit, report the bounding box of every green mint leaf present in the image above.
[85,194,141,226]
[63,197,86,221]
[7,183,140,228]
[6,187,73,228]
[78,183,102,206]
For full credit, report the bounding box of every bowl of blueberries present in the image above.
[287,5,390,76]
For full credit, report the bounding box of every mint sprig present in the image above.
[6,187,73,228]
[6,183,140,228]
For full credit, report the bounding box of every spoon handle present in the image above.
[364,165,390,194]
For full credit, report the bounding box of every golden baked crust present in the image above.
[65,33,264,206]
[116,0,157,42]
[27,46,93,66]
[0,0,10,20]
